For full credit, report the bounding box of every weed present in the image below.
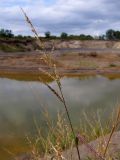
[22,8,81,160]
[109,63,116,67]
[21,8,120,160]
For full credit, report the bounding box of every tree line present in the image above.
[0,29,32,39]
[1,28,120,40]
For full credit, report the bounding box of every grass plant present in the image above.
[21,8,120,160]
[25,108,120,160]
[21,8,81,160]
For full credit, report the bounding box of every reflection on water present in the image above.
[0,75,120,159]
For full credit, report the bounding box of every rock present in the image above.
[14,153,32,160]
[62,131,120,159]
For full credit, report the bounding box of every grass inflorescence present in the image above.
[20,8,120,160]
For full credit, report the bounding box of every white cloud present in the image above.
[0,0,120,35]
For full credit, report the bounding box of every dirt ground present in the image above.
[0,49,120,79]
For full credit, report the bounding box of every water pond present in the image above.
[0,75,120,159]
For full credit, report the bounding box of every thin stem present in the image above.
[103,107,120,157]
[21,8,81,160]
[58,86,81,160]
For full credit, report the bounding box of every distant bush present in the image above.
[89,52,97,57]
[2,27,120,41]
[61,32,68,39]
[0,29,14,38]
[60,33,94,40]
[45,31,51,38]
[109,63,117,67]
[79,34,94,40]
[106,29,120,40]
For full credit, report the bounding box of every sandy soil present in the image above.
[0,49,120,78]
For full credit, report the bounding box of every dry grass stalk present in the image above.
[21,7,43,49]
[77,134,104,160]
[21,8,81,160]
[103,107,120,157]
[32,112,74,159]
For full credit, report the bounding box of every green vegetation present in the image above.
[28,109,120,160]
[0,29,14,38]
[109,63,117,67]
[0,28,32,40]
[45,31,51,38]
[61,32,68,39]
[0,43,26,52]
[106,29,120,40]
[1,28,120,41]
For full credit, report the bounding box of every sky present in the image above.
[0,0,120,36]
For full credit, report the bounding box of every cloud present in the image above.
[0,0,120,35]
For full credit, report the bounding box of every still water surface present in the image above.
[0,75,120,159]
